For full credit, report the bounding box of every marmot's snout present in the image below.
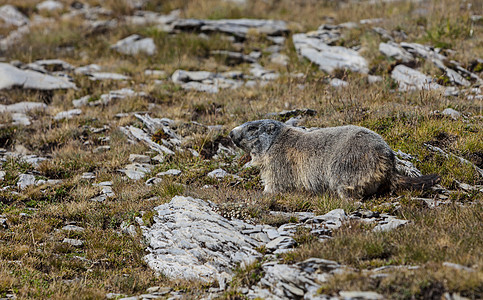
[229,127,242,147]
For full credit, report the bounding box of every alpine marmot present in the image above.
[229,119,439,199]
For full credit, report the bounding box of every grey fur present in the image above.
[230,120,436,198]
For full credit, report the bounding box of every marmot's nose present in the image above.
[229,129,240,145]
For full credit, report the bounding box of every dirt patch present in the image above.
[426,131,458,149]
[200,135,235,159]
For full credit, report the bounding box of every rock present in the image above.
[171,18,288,39]
[120,163,154,180]
[119,126,175,156]
[0,5,29,27]
[442,262,474,272]
[106,293,127,299]
[156,169,181,177]
[143,196,262,281]
[0,217,8,229]
[0,101,47,113]
[181,81,219,93]
[372,27,393,41]
[400,42,446,61]
[368,75,383,83]
[0,171,5,181]
[258,258,342,299]
[172,70,216,84]
[62,238,84,247]
[126,10,180,27]
[379,42,413,63]
[339,291,384,299]
[87,72,130,81]
[207,168,229,179]
[313,209,347,230]
[250,64,279,80]
[373,217,408,232]
[293,31,368,74]
[11,113,30,126]
[270,53,289,66]
[72,95,91,107]
[211,50,257,64]
[145,70,166,78]
[111,34,156,56]
[129,154,151,164]
[0,63,77,90]
[81,172,95,179]
[121,221,137,237]
[441,108,461,120]
[33,59,74,72]
[265,236,296,252]
[329,78,349,88]
[432,59,471,87]
[54,109,82,120]
[36,1,63,11]
[0,25,29,50]
[17,174,36,190]
[391,64,444,91]
[62,225,85,232]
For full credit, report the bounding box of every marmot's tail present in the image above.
[394,174,440,191]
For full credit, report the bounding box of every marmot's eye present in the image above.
[247,126,257,132]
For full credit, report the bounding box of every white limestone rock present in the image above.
[293,32,369,74]
[54,109,82,120]
[0,63,77,90]
[111,34,156,56]
[391,64,444,91]
[0,5,29,27]
[143,196,262,282]
[36,1,63,11]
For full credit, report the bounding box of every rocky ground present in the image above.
[0,0,482,299]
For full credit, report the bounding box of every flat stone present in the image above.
[172,18,288,39]
[207,168,229,179]
[211,50,257,64]
[0,171,5,181]
[62,225,85,232]
[156,169,181,177]
[54,109,82,120]
[442,262,474,272]
[106,293,127,299]
[266,236,296,252]
[143,196,262,281]
[0,5,29,27]
[373,217,408,232]
[270,53,289,66]
[441,108,461,120]
[293,32,368,74]
[0,63,77,90]
[121,163,154,180]
[111,34,156,56]
[339,291,384,299]
[400,42,446,61]
[171,70,216,84]
[0,102,47,113]
[81,172,95,179]
[181,81,219,93]
[129,154,151,164]
[17,174,36,190]
[87,72,130,81]
[432,59,471,87]
[330,78,348,88]
[33,59,74,71]
[379,42,414,63]
[11,113,30,126]
[62,238,84,247]
[36,1,63,11]
[391,64,444,91]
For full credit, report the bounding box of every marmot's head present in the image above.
[229,119,284,157]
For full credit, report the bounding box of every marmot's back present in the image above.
[267,125,396,198]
